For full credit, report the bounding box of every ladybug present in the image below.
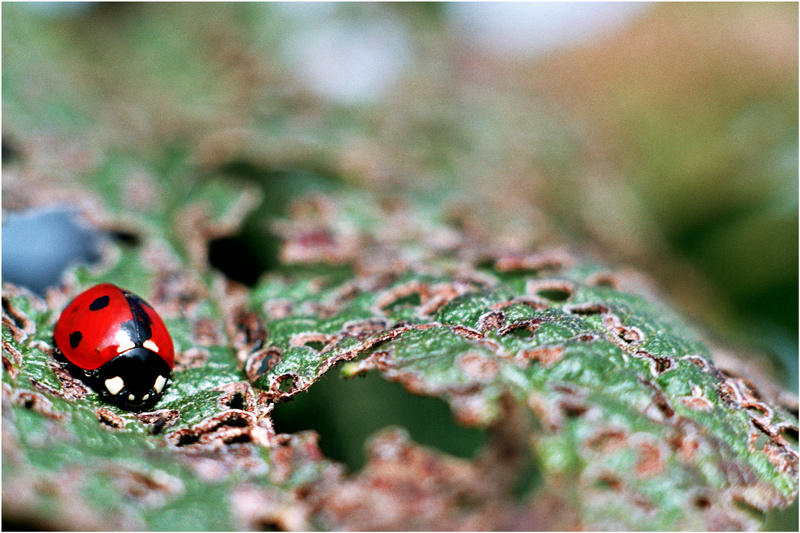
[53,284,174,411]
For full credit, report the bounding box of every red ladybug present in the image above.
[54,284,174,410]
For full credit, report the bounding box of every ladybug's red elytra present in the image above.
[53,283,174,411]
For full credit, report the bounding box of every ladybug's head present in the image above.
[97,347,172,410]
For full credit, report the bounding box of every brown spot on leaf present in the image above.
[564,302,609,316]
[231,484,311,531]
[526,278,575,303]
[2,341,22,380]
[518,345,565,368]
[109,465,184,507]
[215,381,256,412]
[457,351,499,382]
[679,385,714,412]
[341,317,390,338]
[174,347,211,372]
[585,427,629,455]
[11,391,67,421]
[477,309,505,331]
[168,410,259,449]
[136,409,180,434]
[289,331,336,352]
[263,299,295,320]
[632,438,666,477]
[497,317,546,338]
[95,407,127,430]
[494,248,576,273]
[244,346,283,382]
[450,324,485,341]
[193,317,221,347]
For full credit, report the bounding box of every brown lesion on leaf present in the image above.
[584,427,629,456]
[564,302,609,316]
[517,345,566,368]
[214,381,257,412]
[95,407,127,430]
[38,359,91,401]
[527,384,592,432]
[192,317,223,347]
[493,247,577,274]
[311,397,558,531]
[226,308,268,364]
[167,409,269,449]
[678,385,715,412]
[136,409,180,434]
[631,436,667,478]
[525,278,575,304]
[375,279,430,313]
[456,351,499,382]
[106,464,184,507]
[602,312,645,348]
[477,309,505,331]
[262,372,306,402]
[268,431,331,485]
[174,347,211,372]
[2,340,23,380]
[2,286,41,338]
[275,196,362,266]
[244,346,283,382]
[150,272,209,318]
[262,298,296,321]
[497,317,547,339]
[9,390,68,421]
[230,484,312,531]
[637,377,676,421]
[632,349,674,377]
[585,271,620,289]
[289,331,337,353]
[340,317,390,339]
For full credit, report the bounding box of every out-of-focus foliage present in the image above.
[2,3,797,531]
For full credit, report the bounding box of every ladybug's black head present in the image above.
[95,347,172,410]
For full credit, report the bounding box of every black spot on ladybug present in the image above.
[89,295,110,311]
[69,331,82,349]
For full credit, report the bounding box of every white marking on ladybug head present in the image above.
[142,394,150,401]
[143,339,159,353]
[154,375,167,394]
[104,376,125,395]
[128,394,135,401]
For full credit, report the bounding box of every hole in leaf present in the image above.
[176,433,201,447]
[227,392,246,411]
[255,519,285,532]
[383,292,423,310]
[224,414,251,428]
[271,370,487,472]
[693,494,712,509]
[277,375,296,394]
[225,433,252,445]
[536,288,572,302]
[304,340,326,352]
[778,425,798,446]
[207,164,341,286]
[2,137,21,165]
[110,230,140,247]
